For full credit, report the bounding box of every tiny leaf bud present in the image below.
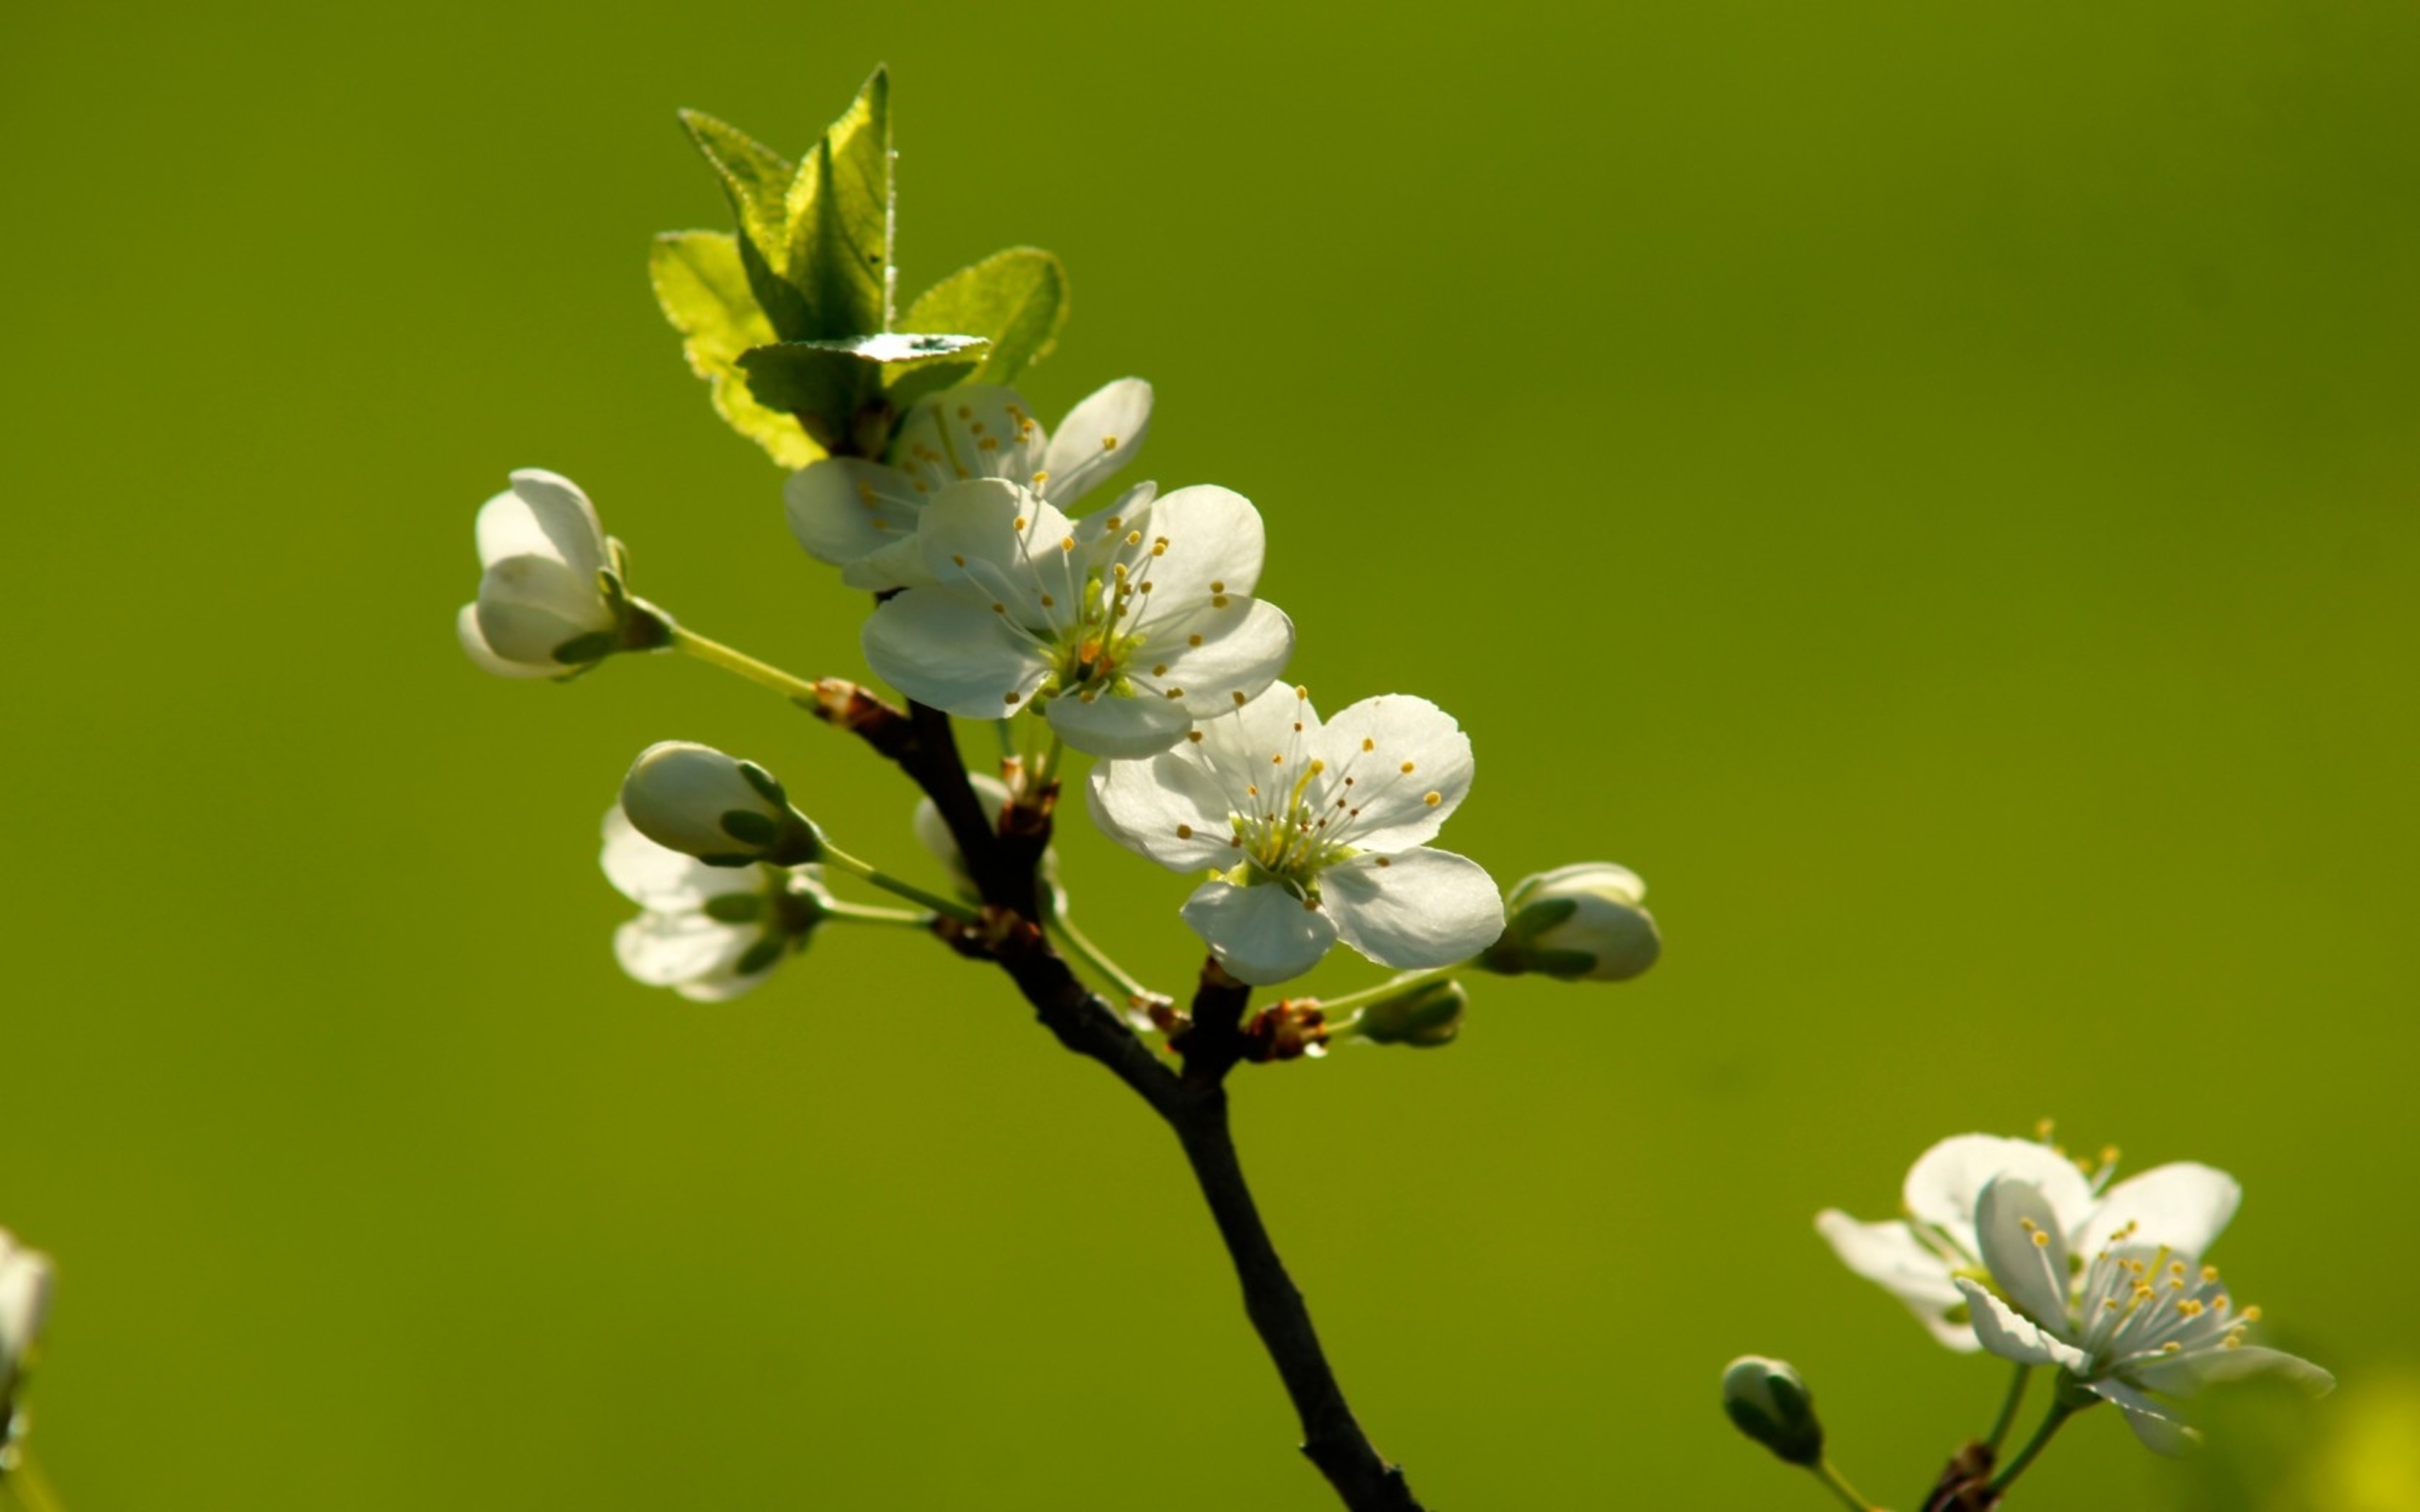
[621,742,821,866]
[1352,979,1468,1047]
[1721,1355,1824,1467]
[1482,863,1661,982]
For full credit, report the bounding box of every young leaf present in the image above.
[737,333,988,454]
[675,111,810,338]
[649,232,822,468]
[783,67,892,341]
[904,248,1068,389]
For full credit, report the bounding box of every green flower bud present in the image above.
[620,741,821,867]
[1483,863,1661,982]
[1721,1355,1824,1467]
[1351,979,1467,1047]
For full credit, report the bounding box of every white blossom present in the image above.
[1089,684,1504,984]
[1,1228,52,1442]
[863,478,1293,758]
[787,379,1152,592]
[458,470,663,678]
[600,808,829,1002]
[619,741,813,864]
[1956,1167,2333,1453]
[1491,862,1662,981]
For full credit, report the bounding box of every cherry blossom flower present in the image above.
[600,808,832,1002]
[458,470,668,678]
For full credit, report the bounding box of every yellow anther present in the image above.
[952,554,967,567]
[2021,1217,2039,1231]
[2223,1336,2243,1349]
[1423,791,1442,806]
[1003,692,1021,705]
[1362,737,1375,752]
[1100,435,1118,451]
[2177,1300,2204,1317]
[957,405,973,419]
[1163,688,1184,699]
[1211,594,1230,608]
[1271,752,1285,765]
[1150,662,1167,677]
[991,602,1006,613]
[1401,761,1417,774]
[1188,633,1204,647]
[2201,1265,2220,1283]
[1040,593,1055,608]
[1150,541,1167,557]
[2239,1306,2262,1322]
[1114,563,1129,580]
[1127,530,1143,546]
[1176,824,1194,839]
[1233,691,1248,706]
[2031,1231,2050,1248]
[1105,516,1122,531]
[1014,516,1028,528]
[978,437,999,452]
[1374,856,1392,868]
[1031,471,1048,487]
[2100,1145,2120,1167]
[1061,536,1076,552]
[2035,1118,2056,1140]
[969,421,986,433]
[1187,730,1204,744]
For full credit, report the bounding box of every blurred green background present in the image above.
[7,1,2416,1507]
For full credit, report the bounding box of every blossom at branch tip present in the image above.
[1088,684,1504,985]
[863,478,1294,759]
[1,1228,53,1448]
[787,379,1153,592]
[1957,1168,2332,1454]
[458,469,670,678]
[1483,862,1661,982]
[600,808,829,1002]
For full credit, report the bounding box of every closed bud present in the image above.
[1721,1355,1824,1467]
[620,742,820,866]
[458,470,673,679]
[1,1229,54,1455]
[1350,979,1467,1047]
[1483,863,1661,982]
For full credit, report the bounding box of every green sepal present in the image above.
[702,893,767,924]
[781,66,891,341]
[618,599,678,652]
[649,232,821,467]
[719,809,779,847]
[1510,896,1581,936]
[735,761,786,808]
[696,853,759,868]
[903,247,1068,389]
[735,935,788,977]
[1528,947,1600,980]
[550,629,618,666]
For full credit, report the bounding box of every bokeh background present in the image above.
[7,2,2416,1507]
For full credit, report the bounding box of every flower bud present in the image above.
[1721,1355,1824,1467]
[1482,863,1661,982]
[620,742,820,867]
[458,470,672,679]
[1,1229,54,1446]
[1350,979,1467,1047]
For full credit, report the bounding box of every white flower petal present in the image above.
[476,470,606,577]
[1322,850,1505,971]
[2086,1379,2203,1456]
[1140,599,1295,715]
[599,808,760,909]
[786,458,925,571]
[2128,1345,2335,1399]
[862,590,1050,720]
[1181,880,1340,985]
[1124,485,1265,600]
[614,912,759,988]
[0,1234,52,1365]
[1046,686,1198,758]
[1814,1211,1979,1351]
[839,533,939,593]
[1955,1279,2091,1371]
[916,479,1076,625]
[2082,1163,2240,1260]
[1315,695,1476,852]
[672,960,778,1003]
[1087,751,1239,871]
[1040,377,1152,505]
[894,386,1043,489]
[457,602,554,678]
[1904,1135,2096,1248]
[1975,1177,2074,1332]
[474,555,616,664]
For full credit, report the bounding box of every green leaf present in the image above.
[904,248,1068,388]
[737,333,988,452]
[782,66,892,341]
[649,232,821,468]
[675,110,809,338]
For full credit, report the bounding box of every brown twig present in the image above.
[838,700,1426,1512]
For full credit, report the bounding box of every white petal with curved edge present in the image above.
[2086,1379,2203,1456]
[862,591,1050,720]
[1135,599,1292,714]
[475,556,616,664]
[476,470,606,576]
[1194,683,1321,773]
[786,458,924,568]
[457,603,555,678]
[0,1235,51,1362]
[1041,377,1152,505]
[621,742,783,858]
[1046,686,1198,758]
[614,912,758,988]
[2082,1162,2240,1259]
[1182,881,1339,985]
[1314,696,1477,852]
[839,533,940,593]
[1123,484,1264,600]
[1087,755,1236,871]
[917,479,1075,626]
[1975,1177,2074,1332]
[893,386,1043,490]
[599,808,759,909]
[1955,1280,2091,1371]
[1814,1211,1978,1351]
[2130,1345,2335,1398]
[673,960,778,1003]
[1905,1135,2097,1248]
[1322,850,1505,970]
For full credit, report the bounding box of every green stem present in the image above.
[669,624,822,703]
[821,900,935,928]
[1807,1457,1876,1512]
[1989,1399,2079,1494]
[1984,1363,2033,1457]
[1044,886,1159,1005]
[1024,734,1065,801]
[816,841,982,924]
[1318,965,1461,1021]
